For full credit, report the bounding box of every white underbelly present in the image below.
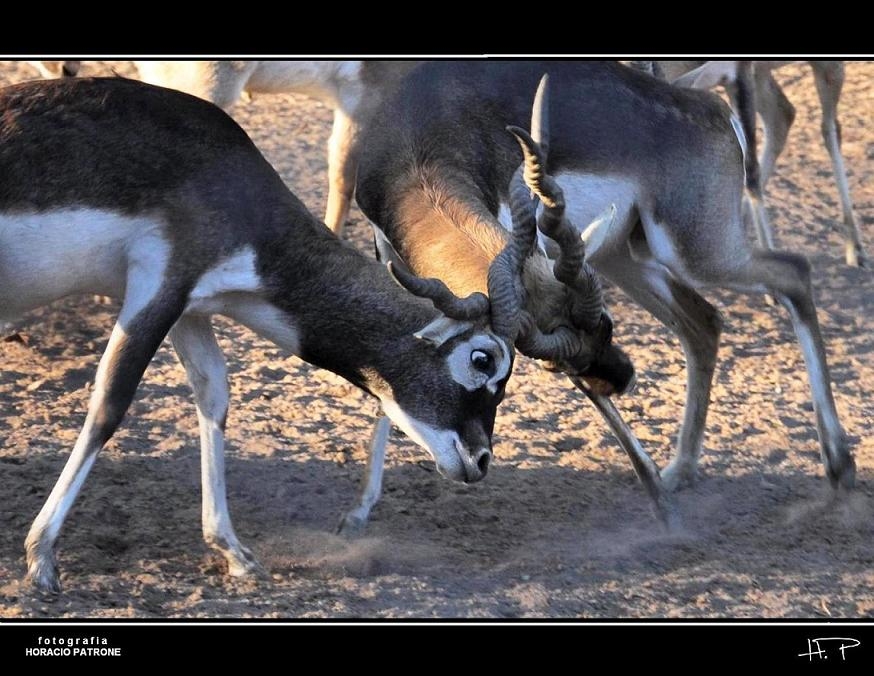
[0,209,303,355]
[184,246,301,355]
[497,172,638,261]
[0,209,164,321]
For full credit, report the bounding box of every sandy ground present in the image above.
[0,60,872,619]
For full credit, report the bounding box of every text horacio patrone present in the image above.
[25,636,121,657]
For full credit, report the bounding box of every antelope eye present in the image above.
[470,350,495,374]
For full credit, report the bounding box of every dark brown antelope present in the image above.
[0,76,571,592]
[340,73,673,534]
[351,60,854,525]
[29,60,420,236]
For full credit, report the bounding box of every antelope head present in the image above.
[386,262,514,483]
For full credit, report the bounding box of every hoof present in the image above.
[660,460,698,493]
[653,494,683,533]
[825,432,856,491]
[827,454,856,492]
[336,513,367,538]
[205,532,267,579]
[219,544,267,579]
[26,559,61,595]
[846,243,867,269]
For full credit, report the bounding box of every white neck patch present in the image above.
[379,397,466,481]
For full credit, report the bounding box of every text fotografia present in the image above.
[25,636,121,657]
[798,637,861,662]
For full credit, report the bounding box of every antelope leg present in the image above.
[570,376,680,531]
[337,416,391,536]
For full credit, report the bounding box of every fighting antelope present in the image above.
[133,60,419,236]
[352,60,854,523]
[651,60,867,268]
[0,76,542,593]
[341,78,672,534]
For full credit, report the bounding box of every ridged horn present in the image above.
[483,166,535,342]
[387,261,490,320]
[510,90,605,333]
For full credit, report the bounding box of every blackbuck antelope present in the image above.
[133,60,420,236]
[339,73,673,535]
[341,78,653,534]
[650,60,867,268]
[0,76,551,593]
[354,61,855,514]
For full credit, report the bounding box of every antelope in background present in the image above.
[0,75,551,592]
[352,60,855,527]
[648,60,867,268]
[133,60,420,236]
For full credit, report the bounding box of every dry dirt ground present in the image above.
[0,60,872,619]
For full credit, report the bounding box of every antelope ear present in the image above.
[374,226,408,268]
[580,203,617,261]
[671,60,738,90]
[414,316,474,347]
